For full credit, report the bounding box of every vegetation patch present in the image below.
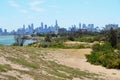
[7,57,39,69]
[45,61,99,79]
[0,46,104,80]
[0,64,12,72]
[86,42,120,69]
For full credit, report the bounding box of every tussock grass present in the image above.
[7,57,39,69]
[0,64,12,72]
[0,46,104,80]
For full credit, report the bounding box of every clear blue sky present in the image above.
[0,0,120,31]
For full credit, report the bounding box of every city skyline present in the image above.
[0,0,120,31]
[0,20,101,34]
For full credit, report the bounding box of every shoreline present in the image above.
[0,35,34,45]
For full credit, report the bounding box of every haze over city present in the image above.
[0,0,120,31]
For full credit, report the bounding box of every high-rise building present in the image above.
[41,22,43,28]
[55,20,59,34]
[55,20,58,27]
[4,29,7,34]
[79,23,81,29]
[82,24,87,29]
[31,23,34,29]
[105,24,118,30]
[0,28,3,34]
[88,24,94,31]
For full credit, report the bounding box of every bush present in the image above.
[68,36,75,41]
[14,35,27,46]
[86,42,120,69]
[40,42,50,48]
[86,51,101,65]
[50,42,65,48]
[27,42,41,47]
[86,50,120,69]
[92,42,114,52]
[11,42,19,46]
[75,36,100,43]
[64,44,86,49]
[117,43,120,50]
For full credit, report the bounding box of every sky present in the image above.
[0,0,120,31]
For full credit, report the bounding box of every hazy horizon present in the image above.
[0,0,120,31]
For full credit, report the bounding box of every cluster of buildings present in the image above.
[0,28,7,34]
[104,24,118,30]
[0,20,59,35]
[0,20,119,35]
[69,23,100,32]
[35,20,59,34]
[10,20,59,35]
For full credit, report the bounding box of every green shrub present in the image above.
[86,42,120,69]
[92,44,101,52]
[111,59,120,69]
[50,42,65,48]
[86,50,120,69]
[86,51,102,65]
[68,36,75,41]
[98,51,118,68]
[11,42,19,46]
[92,42,114,52]
[28,42,41,47]
[75,36,100,43]
[117,43,120,50]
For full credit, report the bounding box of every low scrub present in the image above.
[27,41,88,49]
[86,42,120,69]
[75,36,100,43]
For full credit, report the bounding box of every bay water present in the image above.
[0,35,34,45]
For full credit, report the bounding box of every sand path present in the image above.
[46,49,120,80]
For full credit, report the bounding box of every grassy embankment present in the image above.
[0,45,104,80]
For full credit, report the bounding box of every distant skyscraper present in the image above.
[28,25,31,29]
[4,29,7,33]
[31,23,34,29]
[23,24,25,29]
[82,24,87,29]
[79,23,81,29]
[45,24,47,29]
[41,22,43,28]
[88,24,94,31]
[0,28,3,34]
[55,20,59,34]
[55,20,58,27]
[105,24,118,30]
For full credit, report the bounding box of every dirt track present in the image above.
[46,49,120,80]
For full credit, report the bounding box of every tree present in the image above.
[107,28,117,48]
[14,34,27,46]
[44,34,52,42]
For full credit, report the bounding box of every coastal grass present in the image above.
[7,57,39,69]
[0,46,104,80]
[0,64,12,72]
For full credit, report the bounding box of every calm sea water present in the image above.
[0,35,34,45]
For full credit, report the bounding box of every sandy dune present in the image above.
[46,49,120,80]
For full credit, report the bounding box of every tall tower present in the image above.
[79,23,81,29]
[82,24,87,29]
[41,22,43,28]
[55,20,59,34]
[55,20,58,27]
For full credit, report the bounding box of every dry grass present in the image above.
[0,45,103,80]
